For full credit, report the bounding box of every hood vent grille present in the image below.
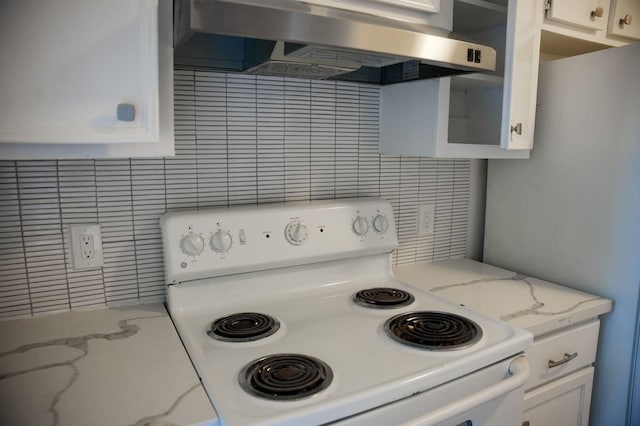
[246,61,357,80]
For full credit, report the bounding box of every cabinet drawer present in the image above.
[525,320,599,391]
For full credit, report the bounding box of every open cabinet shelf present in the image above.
[380,0,542,158]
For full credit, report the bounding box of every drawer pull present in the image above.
[548,352,578,368]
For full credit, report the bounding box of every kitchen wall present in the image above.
[0,70,471,320]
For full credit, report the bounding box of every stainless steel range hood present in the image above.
[174,0,497,84]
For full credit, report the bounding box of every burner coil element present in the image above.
[240,354,333,400]
[353,287,415,309]
[385,311,482,350]
[208,312,280,342]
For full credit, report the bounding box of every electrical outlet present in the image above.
[417,203,435,236]
[80,235,95,259]
[70,224,104,269]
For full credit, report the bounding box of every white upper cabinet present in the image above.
[546,0,611,31]
[608,0,640,40]
[380,0,543,158]
[502,0,544,151]
[0,0,174,159]
[540,0,636,60]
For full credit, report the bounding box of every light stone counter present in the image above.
[395,259,612,336]
[0,303,218,426]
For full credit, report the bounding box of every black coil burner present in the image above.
[239,353,333,400]
[353,287,415,309]
[385,311,482,350]
[208,312,280,342]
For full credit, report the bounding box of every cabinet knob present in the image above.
[620,14,632,25]
[511,123,523,136]
[117,103,136,121]
[590,6,604,18]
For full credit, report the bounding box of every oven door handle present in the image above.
[399,356,531,426]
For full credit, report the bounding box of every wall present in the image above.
[0,70,471,320]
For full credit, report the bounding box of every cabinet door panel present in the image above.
[547,0,611,31]
[500,0,543,150]
[608,0,640,39]
[523,367,594,426]
[0,0,159,144]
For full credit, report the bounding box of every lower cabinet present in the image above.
[522,320,600,426]
[523,367,594,426]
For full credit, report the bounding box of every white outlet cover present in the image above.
[417,203,435,236]
[70,224,104,269]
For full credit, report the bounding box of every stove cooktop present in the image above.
[161,199,532,426]
[168,256,530,426]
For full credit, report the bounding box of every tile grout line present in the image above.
[129,158,141,302]
[253,76,260,204]
[13,160,33,317]
[224,73,230,207]
[56,159,73,311]
[95,158,107,305]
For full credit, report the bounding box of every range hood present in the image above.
[174,0,497,84]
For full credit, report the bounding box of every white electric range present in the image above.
[161,198,532,426]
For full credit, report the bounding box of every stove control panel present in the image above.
[160,198,398,284]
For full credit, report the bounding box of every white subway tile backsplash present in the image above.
[0,70,470,319]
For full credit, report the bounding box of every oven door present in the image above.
[335,354,530,426]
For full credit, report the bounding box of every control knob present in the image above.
[180,234,205,256]
[352,216,369,236]
[210,229,233,253]
[372,214,389,234]
[285,220,308,245]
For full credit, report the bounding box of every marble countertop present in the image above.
[395,259,612,337]
[0,303,218,426]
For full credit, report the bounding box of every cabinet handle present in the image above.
[510,123,523,136]
[523,422,530,426]
[591,7,604,18]
[620,14,632,25]
[548,352,578,368]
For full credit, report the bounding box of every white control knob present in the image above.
[180,234,205,256]
[285,220,308,245]
[210,229,233,253]
[372,214,389,233]
[352,216,369,236]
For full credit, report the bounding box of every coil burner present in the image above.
[239,353,333,400]
[385,311,482,350]
[208,312,280,342]
[353,288,415,309]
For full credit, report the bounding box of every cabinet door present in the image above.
[501,0,544,150]
[546,0,611,31]
[608,0,640,39]
[523,367,594,426]
[0,0,159,145]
